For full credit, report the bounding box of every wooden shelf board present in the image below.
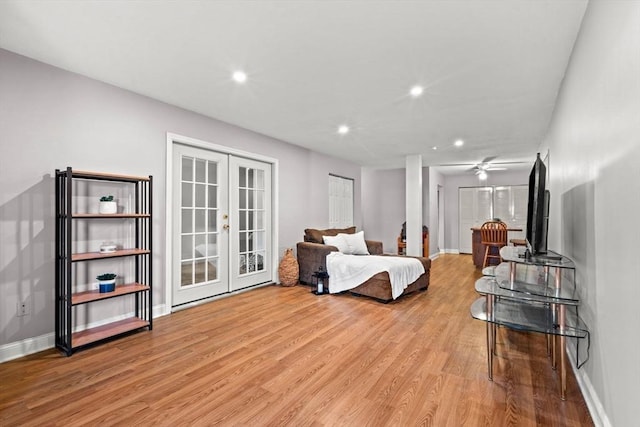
[72,213,150,219]
[72,249,150,262]
[72,283,150,305]
[71,169,151,182]
[72,317,150,348]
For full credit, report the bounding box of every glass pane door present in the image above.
[173,144,229,306]
[238,166,266,276]
[180,156,219,287]
[230,157,271,291]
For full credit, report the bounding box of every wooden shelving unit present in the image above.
[71,249,151,262]
[55,167,153,356]
[72,283,151,305]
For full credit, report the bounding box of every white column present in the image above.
[405,154,423,256]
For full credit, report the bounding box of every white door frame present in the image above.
[165,132,279,311]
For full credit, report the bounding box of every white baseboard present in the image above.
[170,282,272,312]
[0,332,56,363]
[443,249,460,254]
[0,303,169,363]
[568,352,610,427]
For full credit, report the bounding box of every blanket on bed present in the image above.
[325,252,425,300]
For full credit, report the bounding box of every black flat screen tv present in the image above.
[526,153,549,255]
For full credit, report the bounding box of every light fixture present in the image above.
[410,85,424,97]
[232,70,247,84]
[454,139,464,147]
[478,171,488,180]
[337,125,350,135]
[432,146,438,150]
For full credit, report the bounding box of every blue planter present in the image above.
[99,280,116,293]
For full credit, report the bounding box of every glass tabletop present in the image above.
[490,262,578,302]
[470,297,588,338]
[500,246,575,269]
[475,276,580,305]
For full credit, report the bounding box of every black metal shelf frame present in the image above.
[55,167,153,356]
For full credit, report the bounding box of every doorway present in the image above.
[170,140,274,308]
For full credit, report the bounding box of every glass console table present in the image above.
[470,246,588,400]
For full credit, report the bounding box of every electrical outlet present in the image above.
[17,301,29,317]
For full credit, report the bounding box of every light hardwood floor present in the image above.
[0,254,593,426]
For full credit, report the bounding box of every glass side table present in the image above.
[470,248,588,400]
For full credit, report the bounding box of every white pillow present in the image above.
[338,231,370,255]
[322,234,349,253]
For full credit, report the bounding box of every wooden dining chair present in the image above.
[480,221,508,268]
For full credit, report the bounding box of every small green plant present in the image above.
[100,195,114,202]
[96,273,117,281]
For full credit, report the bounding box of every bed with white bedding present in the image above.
[321,253,430,302]
[296,227,431,302]
[326,252,426,300]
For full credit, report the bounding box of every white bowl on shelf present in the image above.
[99,242,117,253]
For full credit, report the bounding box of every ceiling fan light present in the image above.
[478,171,488,180]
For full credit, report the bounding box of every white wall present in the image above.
[0,49,363,351]
[361,167,405,253]
[362,166,526,256]
[540,2,640,425]
[362,166,442,256]
[443,170,529,252]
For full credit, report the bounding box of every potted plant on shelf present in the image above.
[98,195,117,214]
[96,273,117,293]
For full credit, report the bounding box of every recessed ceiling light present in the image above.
[232,71,247,84]
[410,85,424,97]
[454,139,464,147]
[337,125,350,135]
[432,146,438,150]
[478,171,488,180]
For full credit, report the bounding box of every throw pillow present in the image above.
[339,231,370,255]
[322,234,350,253]
[305,226,356,243]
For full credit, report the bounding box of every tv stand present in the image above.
[470,246,588,400]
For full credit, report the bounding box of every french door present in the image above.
[229,156,272,291]
[172,144,272,307]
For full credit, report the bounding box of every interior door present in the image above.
[172,144,229,305]
[229,157,272,291]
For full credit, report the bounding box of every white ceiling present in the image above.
[0,0,587,172]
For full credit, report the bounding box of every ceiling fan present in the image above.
[438,156,526,178]
[468,156,508,174]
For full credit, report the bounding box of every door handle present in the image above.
[223,224,230,230]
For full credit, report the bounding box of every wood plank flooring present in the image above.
[0,254,593,426]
